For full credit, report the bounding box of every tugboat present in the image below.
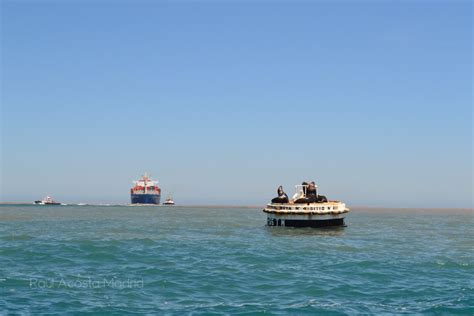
[263,182,349,228]
[34,196,61,205]
[163,195,175,206]
[130,173,161,205]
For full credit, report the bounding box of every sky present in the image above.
[1,0,472,207]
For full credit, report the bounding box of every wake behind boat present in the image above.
[263,182,349,228]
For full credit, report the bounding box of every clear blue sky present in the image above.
[1,1,472,207]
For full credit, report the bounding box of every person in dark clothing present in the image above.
[271,185,289,203]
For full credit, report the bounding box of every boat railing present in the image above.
[294,184,308,195]
[293,184,319,199]
[293,184,309,199]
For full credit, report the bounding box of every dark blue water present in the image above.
[0,205,472,314]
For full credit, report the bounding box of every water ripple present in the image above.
[0,205,472,314]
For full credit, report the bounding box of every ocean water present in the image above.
[0,205,472,315]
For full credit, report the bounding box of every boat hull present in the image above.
[266,213,346,227]
[131,194,161,205]
[267,216,345,227]
[34,201,61,205]
[263,201,349,228]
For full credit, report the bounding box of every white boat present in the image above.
[34,196,61,205]
[163,196,175,206]
[263,183,349,228]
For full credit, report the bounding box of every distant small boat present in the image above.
[34,196,61,205]
[163,196,175,206]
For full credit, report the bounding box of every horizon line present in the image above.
[0,202,472,211]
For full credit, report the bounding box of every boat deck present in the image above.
[264,201,349,216]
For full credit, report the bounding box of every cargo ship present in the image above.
[130,173,161,205]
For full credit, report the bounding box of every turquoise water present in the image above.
[0,205,472,314]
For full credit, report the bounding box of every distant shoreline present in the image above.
[0,202,472,212]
